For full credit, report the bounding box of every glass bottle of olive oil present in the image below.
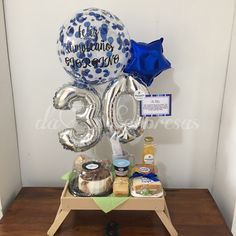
[142,136,155,166]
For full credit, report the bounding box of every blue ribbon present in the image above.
[130,172,160,182]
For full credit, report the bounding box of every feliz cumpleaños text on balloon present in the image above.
[64,25,120,69]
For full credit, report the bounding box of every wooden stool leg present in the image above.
[55,204,62,219]
[164,199,171,222]
[155,210,178,236]
[47,210,70,236]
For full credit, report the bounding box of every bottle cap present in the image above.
[144,136,154,142]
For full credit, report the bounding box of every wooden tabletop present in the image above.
[0,188,232,236]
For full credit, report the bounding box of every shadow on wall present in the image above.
[148,68,182,144]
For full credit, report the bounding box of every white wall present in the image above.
[0,199,2,219]
[232,204,236,235]
[0,0,22,217]
[212,4,236,229]
[3,0,236,188]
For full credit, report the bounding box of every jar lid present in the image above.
[144,136,154,142]
[113,159,130,168]
[82,161,101,171]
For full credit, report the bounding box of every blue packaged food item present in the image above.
[113,159,130,176]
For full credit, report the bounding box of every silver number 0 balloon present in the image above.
[103,75,149,143]
[53,83,103,152]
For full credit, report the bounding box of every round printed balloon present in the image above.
[57,8,131,85]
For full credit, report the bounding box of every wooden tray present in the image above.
[47,182,178,236]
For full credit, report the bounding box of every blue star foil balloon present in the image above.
[124,38,171,86]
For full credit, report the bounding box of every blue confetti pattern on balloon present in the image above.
[103,69,110,77]
[57,8,131,85]
[67,26,74,37]
[76,13,87,23]
[96,68,102,73]
[100,24,108,41]
[84,21,90,27]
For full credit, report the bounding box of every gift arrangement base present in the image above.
[47,182,178,236]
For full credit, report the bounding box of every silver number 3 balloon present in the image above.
[53,83,103,152]
[103,75,149,143]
